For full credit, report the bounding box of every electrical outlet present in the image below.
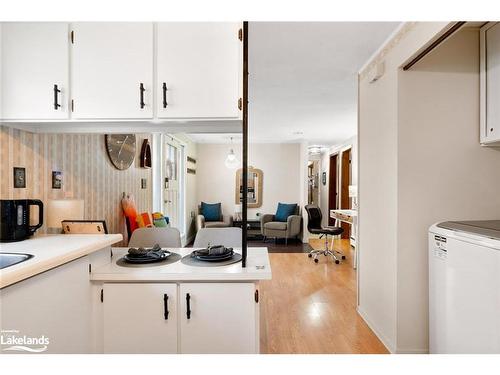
[13,167,26,188]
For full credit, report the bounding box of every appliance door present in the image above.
[442,236,500,353]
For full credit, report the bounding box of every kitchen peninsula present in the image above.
[0,235,271,354]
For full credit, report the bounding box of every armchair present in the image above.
[261,204,302,245]
[196,203,233,232]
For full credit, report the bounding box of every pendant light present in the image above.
[225,137,240,169]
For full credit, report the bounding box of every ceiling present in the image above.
[186,133,242,144]
[248,22,400,146]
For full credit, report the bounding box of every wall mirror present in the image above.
[235,167,263,208]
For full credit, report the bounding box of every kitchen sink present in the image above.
[0,253,34,270]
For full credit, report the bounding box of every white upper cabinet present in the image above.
[71,23,153,119]
[157,22,242,119]
[1,22,69,120]
[480,22,500,145]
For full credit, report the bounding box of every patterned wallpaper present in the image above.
[0,126,152,244]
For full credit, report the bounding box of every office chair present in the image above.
[305,205,345,264]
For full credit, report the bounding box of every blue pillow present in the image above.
[275,203,297,222]
[201,202,221,222]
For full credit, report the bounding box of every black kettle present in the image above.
[0,199,44,242]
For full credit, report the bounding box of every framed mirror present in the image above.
[235,167,263,208]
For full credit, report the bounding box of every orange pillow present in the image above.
[136,212,153,228]
[121,194,139,233]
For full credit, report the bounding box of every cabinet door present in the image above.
[0,256,92,353]
[71,23,153,119]
[157,22,241,119]
[1,22,69,120]
[485,22,500,142]
[179,283,257,353]
[103,283,177,354]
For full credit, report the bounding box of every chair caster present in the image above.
[308,253,312,258]
[314,258,319,263]
[342,255,346,260]
[335,260,340,264]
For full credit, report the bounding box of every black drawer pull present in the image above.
[186,293,191,319]
[139,83,145,109]
[163,293,169,320]
[53,84,61,110]
[162,82,168,108]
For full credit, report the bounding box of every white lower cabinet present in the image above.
[101,282,258,354]
[103,283,178,354]
[0,256,93,353]
[179,283,257,354]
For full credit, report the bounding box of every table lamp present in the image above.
[234,204,242,221]
[47,199,85,231]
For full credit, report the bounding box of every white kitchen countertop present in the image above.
[91,247,272,282]
[0,234,123,289]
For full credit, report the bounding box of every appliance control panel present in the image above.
[433,235,447,260]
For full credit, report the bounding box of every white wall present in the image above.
[359,23,500,353]
[299,141,309,242]
[319,136,358,227]
[0,24,3,119]
[358,22,451,353]
[196,143,301,220]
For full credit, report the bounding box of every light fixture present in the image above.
[308,145,324,155]
[225,137,240,169]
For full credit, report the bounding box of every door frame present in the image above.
[152,133,187,242]
[340,147,352,239]
[328,153,339,226]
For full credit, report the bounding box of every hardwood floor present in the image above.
[248,238,313,253]
[258,239,388,354]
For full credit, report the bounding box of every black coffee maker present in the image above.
[0,199,44,242]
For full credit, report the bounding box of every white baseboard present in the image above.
[357,306,429,354]
[357,306,396,354]
[395,348,429,354]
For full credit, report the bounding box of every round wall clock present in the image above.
[105,134,136,170]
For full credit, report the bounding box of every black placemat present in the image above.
[116,252,182,268]
[181,253,242,267]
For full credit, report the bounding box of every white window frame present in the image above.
[152,133,187,241]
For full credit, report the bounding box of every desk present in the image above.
[233,217,263,240]
[330,209,357,269]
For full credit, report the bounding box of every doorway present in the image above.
[340,148,352,239]
[328,153,338,226]
[308,160,319,205]
[163,135,185,236]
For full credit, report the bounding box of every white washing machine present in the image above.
[429,220,500,353]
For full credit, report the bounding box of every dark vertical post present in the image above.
[242,21,249,268]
